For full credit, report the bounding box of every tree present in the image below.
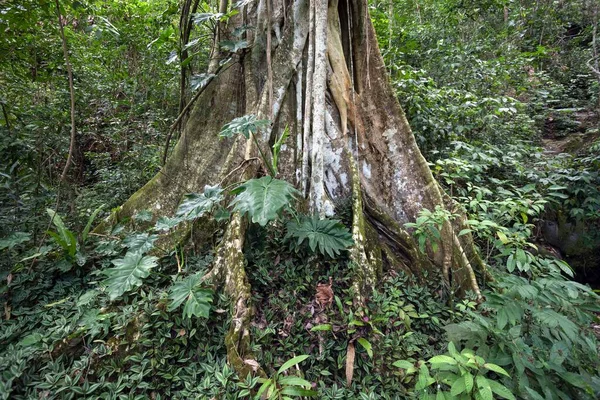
[106,0,486,376]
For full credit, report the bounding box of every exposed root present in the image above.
[212,212,264,378]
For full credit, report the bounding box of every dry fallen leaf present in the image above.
[243,359,260,372]
[346,341,355,386]
[315,277,334,309]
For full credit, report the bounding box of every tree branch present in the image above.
[55,0,77,182]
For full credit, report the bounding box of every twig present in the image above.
[218,157,260,186]
[55,0,77,182]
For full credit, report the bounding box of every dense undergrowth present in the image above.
[2,0,600,399]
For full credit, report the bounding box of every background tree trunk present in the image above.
[109,0,485,373]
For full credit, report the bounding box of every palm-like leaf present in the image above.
[286,215,353,257]
[103,252,158,300]
[168,273,213,318]
[230,177,298,226]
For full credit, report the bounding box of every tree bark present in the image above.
[107,0,485,374]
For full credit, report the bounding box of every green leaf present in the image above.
[219,114,270,139]
[122,233,158,254]
[450,376,466,396]
[154,216,182,231]
[231,177,298,226]
[277,376,311,388]
[393,360,414,369]
[483,363,510,377]
[475,375,493,400]
[20,332,43,347]
[133,209,153,222]
[279,386,317,397]
[277,355,309,375]
[310,324,333,332]
[176,185,224,221]
[272,125,290,174]
[357,338,373,358]
[0,232,30,250]
[429,355,458,365]
[286,215,353,257]
[488,380,516,400]
[464,373,474,392]
[103,252,158,300]
[168,273,213,319]
[82,204,105,243]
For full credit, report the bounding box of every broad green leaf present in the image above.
[450,376,466,396]
[123,233,158,254]
[103,252,158,300]
[476,376,493,400]
[220,114,270,139]
[488,380,516,400]
[231,177,298,226]
[168,273,213,319]
[357,338,373,358]
[277,355,309,375]
[483,363,510,377]
[176,185,224,221]
[393,360,414,369]
[310,324,333,332]
[20,332,43,347]
[154,216,182,231]
[464,373,474,392]
[0,232,30,250]
[277,376,311,388]
[132,209,153,222]
[279,386,317,397]
[429,355,457,365]
[286,215,353,257]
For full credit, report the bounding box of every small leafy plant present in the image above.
[394,342,515,400]
[255,355,317,399]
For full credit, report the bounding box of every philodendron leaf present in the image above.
[285,215,353,257]
[168,273,213,318]
[176,185,224,221]
[230,176,298,226]
[103,252,158,300]
[219,114,270,139]
[122,233,158,254]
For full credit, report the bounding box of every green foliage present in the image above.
[405,206,456,253]
[219,114,270,139]
[175,185,224,221]
[102,252,158,300]
[168,273,213,318]
[286,215,354,257]
[396,342,514,400]
[255,355,317,399]
[46,208,78,259]
[230,176,298,226]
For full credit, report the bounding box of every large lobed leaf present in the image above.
[103,252,158,300]
[230,176,298,226]
[219,114,269,139]
[175,185,224,221]
[168,273,213,318]
[286,215,353,257]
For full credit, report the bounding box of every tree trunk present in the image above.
[108,0,485,374]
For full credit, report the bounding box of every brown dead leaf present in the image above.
[177,329,186,337]
[315,277,334,309]
[243,359,260,372]
[346,341,355,386]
